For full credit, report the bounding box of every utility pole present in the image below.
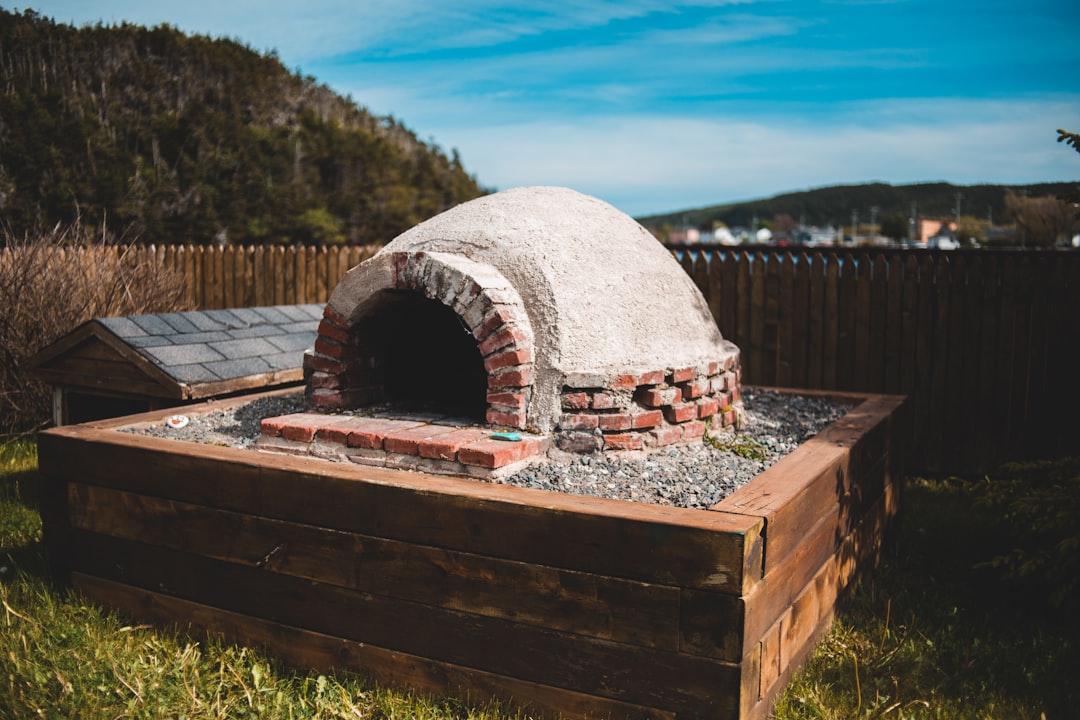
[870,206,879,236]
[851,210,859,244]
[954,192,963,220]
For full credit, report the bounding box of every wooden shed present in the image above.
[25,305,322,425]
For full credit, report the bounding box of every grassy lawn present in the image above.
[2,439,1076,719]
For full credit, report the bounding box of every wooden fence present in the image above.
[673,247,1080,474]
[31,243,1080,473]
[144,244,383,309]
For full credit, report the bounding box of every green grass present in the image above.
[773,473,1078,720]
[3,439,1077,719]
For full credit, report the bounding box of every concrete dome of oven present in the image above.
[376,186,732,371]
[324,186,738,431]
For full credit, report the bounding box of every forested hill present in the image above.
[638,180,1078,231]
[0,8,487,245]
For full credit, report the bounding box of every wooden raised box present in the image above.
[38,388,907,720]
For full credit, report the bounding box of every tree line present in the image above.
[0,8,487,246]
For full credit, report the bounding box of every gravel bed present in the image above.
[121,388,853,510]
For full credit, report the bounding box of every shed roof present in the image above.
[26,304,322,400]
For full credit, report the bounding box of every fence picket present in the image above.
[883,255,903,394]
[822,254,840,391]
[749,253,766,385]
[853,253,872,391]
[790,253,809,388]
[806,253,824,389]
[868,254,888,392]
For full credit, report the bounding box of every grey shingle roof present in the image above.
[95,304,323,391]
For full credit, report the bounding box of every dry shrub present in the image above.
[0,222,190,438]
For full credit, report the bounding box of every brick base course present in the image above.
[555,355,742,452]
[258,413,548,478]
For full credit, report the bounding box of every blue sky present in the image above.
[19,0,1080,216]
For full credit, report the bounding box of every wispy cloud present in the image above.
[442,97,1080,215]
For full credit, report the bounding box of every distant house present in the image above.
[918,218,957,245]
[713,226,740,246]
[668,227,701,245]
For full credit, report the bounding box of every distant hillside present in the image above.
[638,181,1078,231]
[0,8,487,245]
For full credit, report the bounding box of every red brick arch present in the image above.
[306,251,535,430]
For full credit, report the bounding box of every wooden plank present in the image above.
[61,336,140,363]
[1012,256,1035,446]
[253,246,267,306]
[707,250,724,328]
[337,245,353,285]
[963,255,989,470]
[68,482,682,650]
[716,394,902,573]
[761,253,780,386]
[274,246,286,305]
[315,246,329,304]
[37,426,762,594]
[898,255,918,397]
[38,463,72,586]
[806,253,825,389]
[790,253,809,388]
[836,253,857,390]
[749,252,766,385]
[737,458,895,655]
[214,245,227,310]
[883,254,903,394]
[1060,257,1080,452]
[961,255,984,471]
[693,251,710,308]
[29,370,167,400]
[37,354,152,385]
[995,257,1019,447]
[295,245,308,305]
[182,245,197,310]
[163,245,179,304]
[975,255,1001,470]
[912,254,935,469]
[777,253,794,387]
[223,244,236,309]
[922,256,950,471]
[68,531,742,719]
[74,574,677,720]
[192,245,204,309]
[852,253,871,391]
[822,255,840,390]
[680,249,694,280]
[736,252,752,355]
[241,246,255,307]
[182,372,305,400]
[745,485,897,720]
[720,251,738,340]
[1028,256,1061,445]
[302,246,314,303]
[944,254,967,472]
[867,254,888,391]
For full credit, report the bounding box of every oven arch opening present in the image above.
[358,290,488,421]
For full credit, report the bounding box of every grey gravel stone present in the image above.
[120,388,853,509]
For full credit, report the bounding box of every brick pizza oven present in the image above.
[304,186,741,453]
